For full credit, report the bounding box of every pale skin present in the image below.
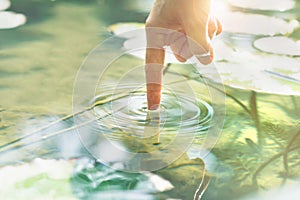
[145,0,222,110]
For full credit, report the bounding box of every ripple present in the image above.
[89,85,213,142]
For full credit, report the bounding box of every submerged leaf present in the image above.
[154,154,208,199]
[212,51,300,95]
[221,12,298,35]
[214,1,299,35]
[0,0,10,11]
[0,11,26,29]
[254,36,300,56]
[228,0,295,11]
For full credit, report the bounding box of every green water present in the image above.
[0,0,300,199]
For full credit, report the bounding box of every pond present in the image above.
[0,0,300,199]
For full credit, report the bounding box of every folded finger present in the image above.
[169,32,193,62]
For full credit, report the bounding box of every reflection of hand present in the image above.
[144,110,161,145]
[145,0,222,110]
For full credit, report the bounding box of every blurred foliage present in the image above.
[71,155,207,200]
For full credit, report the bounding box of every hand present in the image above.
[145,0,222,110]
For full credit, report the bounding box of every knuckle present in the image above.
[145,19,155,28]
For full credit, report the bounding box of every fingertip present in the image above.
[174,54,187,62]
[216,18,223,35]
[196,56,212,65]
[195,45,214,65]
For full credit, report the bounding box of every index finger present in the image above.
[145,47,165,110]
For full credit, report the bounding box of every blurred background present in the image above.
[0,0,300,199]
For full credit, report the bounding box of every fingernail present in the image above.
[195,54,212,65]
